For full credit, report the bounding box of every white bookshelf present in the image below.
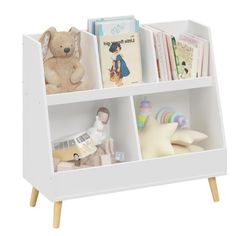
[23,20,226,228]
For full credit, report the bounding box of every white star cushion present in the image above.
[171,129,208,146]
[188,144,205,152]
[172,144,189,154]
[139,115,178,159]
[172,144,205,154]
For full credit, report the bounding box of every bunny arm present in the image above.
[44,60,63,87]
[70,62,85,84]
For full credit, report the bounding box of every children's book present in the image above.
[87,15,134,35]
[143,25,170,81]
[175,41,199,79]
[162,33,172,80]
[185,33,209,76]
[95,18,139,36]
[166,33,179,80]
[179,33,204,77]
[96,19,142,88]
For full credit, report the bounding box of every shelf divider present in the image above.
[129,96,143,161]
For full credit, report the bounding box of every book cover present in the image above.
[153,31,168,81]
[185,33,209,76]
[98,33,142,87]
[179,33,204,77]
[175,41,199,79]
[171,37,180,78]
[87,15,134,35]
[95,18,139,36]
[143,24,168,81]
[166,34,178,80]
[163,33,172,80]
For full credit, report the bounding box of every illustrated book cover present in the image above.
[97,19,143,87]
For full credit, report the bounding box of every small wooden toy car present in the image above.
[52,132,97,162]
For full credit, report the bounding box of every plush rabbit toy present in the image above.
[39,27,86,94]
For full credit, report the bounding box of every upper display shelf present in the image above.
[47,76,213,105]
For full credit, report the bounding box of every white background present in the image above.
[0,0,235,235]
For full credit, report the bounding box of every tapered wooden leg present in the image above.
[53,201,62,228]
[208,177,219,202]
[30,187,39,207]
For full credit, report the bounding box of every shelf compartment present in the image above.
[47,76,213,105]
[26,30,103,93]
[147,20,212,78]
[51,148,226,201]
[48,96,141,171]
[133,86,225,160]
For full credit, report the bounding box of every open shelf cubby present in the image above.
[133,87,224,153]
[23,20,226,228]
[48,96,141,166]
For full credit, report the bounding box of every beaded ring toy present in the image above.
[137,99,152,129]
[156,107,188,128]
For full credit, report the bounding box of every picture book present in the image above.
[162,33,172,80]
[185,33,209,76]
[179,33,204,77]
[143,25,170,81]
[166,33,179,80]
[175,41,199,79]
[87,15,134,35]
[98,33,142,87]
[95,18,139,36]
[153,31,168,81]
[96,18,142,88]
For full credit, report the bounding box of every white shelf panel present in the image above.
[47,77,213,106]
[51,148,226,201]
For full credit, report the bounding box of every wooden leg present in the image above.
[30,187,39,207]
[208,177,219,202]
[53,201,62,228]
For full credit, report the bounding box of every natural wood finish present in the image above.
[208,177,219,202]
[53,201,62,228]
[30,187,39,207]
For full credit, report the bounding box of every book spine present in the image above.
[172,37,180,79]
[191,47,199,79]
[154,32,166,81]
[162,33,172,81]
[166,35,178,80]
[202,41,209,76]
[153,36,161,80]
[197,44,203,77]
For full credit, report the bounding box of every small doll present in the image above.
[87,116,106,145]
[87,107,110,146]
[109,42,130,86]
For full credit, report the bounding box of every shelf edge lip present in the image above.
[47,76,213,106]
[52,147,225,176]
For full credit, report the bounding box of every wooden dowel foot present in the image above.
[208,177,220,202]
[53,201,62,228]
[30,187,39,207]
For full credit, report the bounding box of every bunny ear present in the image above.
[69,27,82,60]
[39,27,56,60]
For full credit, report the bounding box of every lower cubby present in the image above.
[51,147,225,201]
[48,96,141,172]
[133,86,225,159]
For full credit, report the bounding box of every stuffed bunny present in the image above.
[39,27,86,94]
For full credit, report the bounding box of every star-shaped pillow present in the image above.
[139,115,178,159]
[171,129,208,146]
[172,144,204,154]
